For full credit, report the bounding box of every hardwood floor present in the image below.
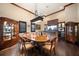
[55,40,79,56]
[0,40,79,56]
[0,43,20,56]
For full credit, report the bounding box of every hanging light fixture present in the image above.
[35,3,38,16]
[31,3,43,23]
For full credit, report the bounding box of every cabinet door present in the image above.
[77,24,79,40]
[75,25,78,37]
[0,22,3,42]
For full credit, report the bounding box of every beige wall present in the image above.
[40,3,79,31]
[0,3,35,32]
[65,4,77,22]
[43,4,78,23]
[77,4,79,21]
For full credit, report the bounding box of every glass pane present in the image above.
[62,23,65,27]
[58,23,61,27]
[3,22,12,41]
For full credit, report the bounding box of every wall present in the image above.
[0,3,35,32]
[41,3,79,31]
[44,4,78,23]
[77,4,79,21]
[65,4,78,22]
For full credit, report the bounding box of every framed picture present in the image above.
[19,21,26,33]
[36,24,41,30]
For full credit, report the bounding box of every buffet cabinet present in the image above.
[0,17,19,50]
[65,22,79,43]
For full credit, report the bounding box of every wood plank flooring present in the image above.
[0,40,79,56]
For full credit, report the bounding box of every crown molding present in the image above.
[10,3,75,17]
[45,3,75,17]
[10,3,37,16]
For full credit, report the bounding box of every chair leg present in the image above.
[23,44,27,56]
[50,47,56,56]
[53,47,56,55]
[22,45,25,56]
[18,41,22,56]
[20,43,24,56]
[50,50,52,56]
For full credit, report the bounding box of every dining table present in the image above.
[31,35,49,42]
[22,33,50,46]
[22,32,57,44]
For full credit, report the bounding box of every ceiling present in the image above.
[15,3,69,16]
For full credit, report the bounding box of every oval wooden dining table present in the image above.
[30,35,49,43]
[22,34,50,46]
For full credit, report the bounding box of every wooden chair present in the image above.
[19,36,34,56]
[42,37,57,55]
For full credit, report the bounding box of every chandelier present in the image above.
[31,3,43,23]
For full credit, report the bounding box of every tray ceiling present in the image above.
[15,3,69,16]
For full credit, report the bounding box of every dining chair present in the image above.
[19,36,34,56]
[42,37,57,56]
